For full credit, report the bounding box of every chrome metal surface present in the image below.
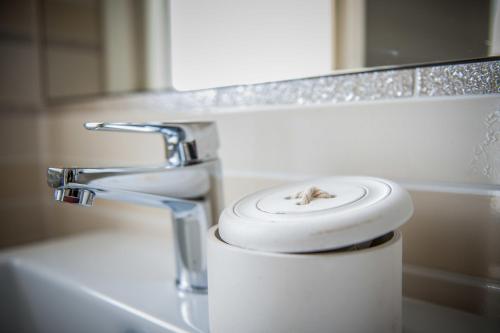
[47,122,224,292]
[54,188,95,207]
[84,122,219,166]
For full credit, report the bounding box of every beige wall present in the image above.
[0,0,46,248]
[0,111,46,248]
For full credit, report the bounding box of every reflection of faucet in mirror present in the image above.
[47,122,224,293]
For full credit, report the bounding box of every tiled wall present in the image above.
[38,92,500,316]
[0,0,46,248]
[0,111,46,248]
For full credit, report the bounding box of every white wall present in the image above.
[170,0,332,90]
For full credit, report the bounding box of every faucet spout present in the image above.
[48,161,223,293]
[46,121,223,293]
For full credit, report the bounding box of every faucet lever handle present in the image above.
[84,122,218,165]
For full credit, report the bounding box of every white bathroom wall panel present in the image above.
[169,0,333,90]
[214,95,500,187]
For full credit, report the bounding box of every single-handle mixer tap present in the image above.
[47,122,224,293]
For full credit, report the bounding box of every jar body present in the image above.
[207,227,402,333]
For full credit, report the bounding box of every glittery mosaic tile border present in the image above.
[63,60,499,111]
[149,69,415,111]
[152,60,499,110]
[415,61,500,97]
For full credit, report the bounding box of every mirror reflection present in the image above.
[39,0,499,98]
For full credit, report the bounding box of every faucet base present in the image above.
[176,279,208,294]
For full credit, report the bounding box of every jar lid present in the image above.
[218,176,413,253]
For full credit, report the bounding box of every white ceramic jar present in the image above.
[208,176,413,333]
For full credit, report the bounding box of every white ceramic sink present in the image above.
[0,259,179,333]
[0,231,208,333]
[0,230,498,333]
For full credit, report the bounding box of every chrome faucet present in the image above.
[47,122,224,293]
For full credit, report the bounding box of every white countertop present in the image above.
[1,230,498,333]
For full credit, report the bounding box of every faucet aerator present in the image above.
[54,188,95,207]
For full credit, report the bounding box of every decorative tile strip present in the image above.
[158,60,498,110]
[416,60,500,97]
[57,60,499,112]
[214,69,415,107]
[145,69,415,111]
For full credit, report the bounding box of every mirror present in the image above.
[40,0,499,98]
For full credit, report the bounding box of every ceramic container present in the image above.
[208,176,413,333]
